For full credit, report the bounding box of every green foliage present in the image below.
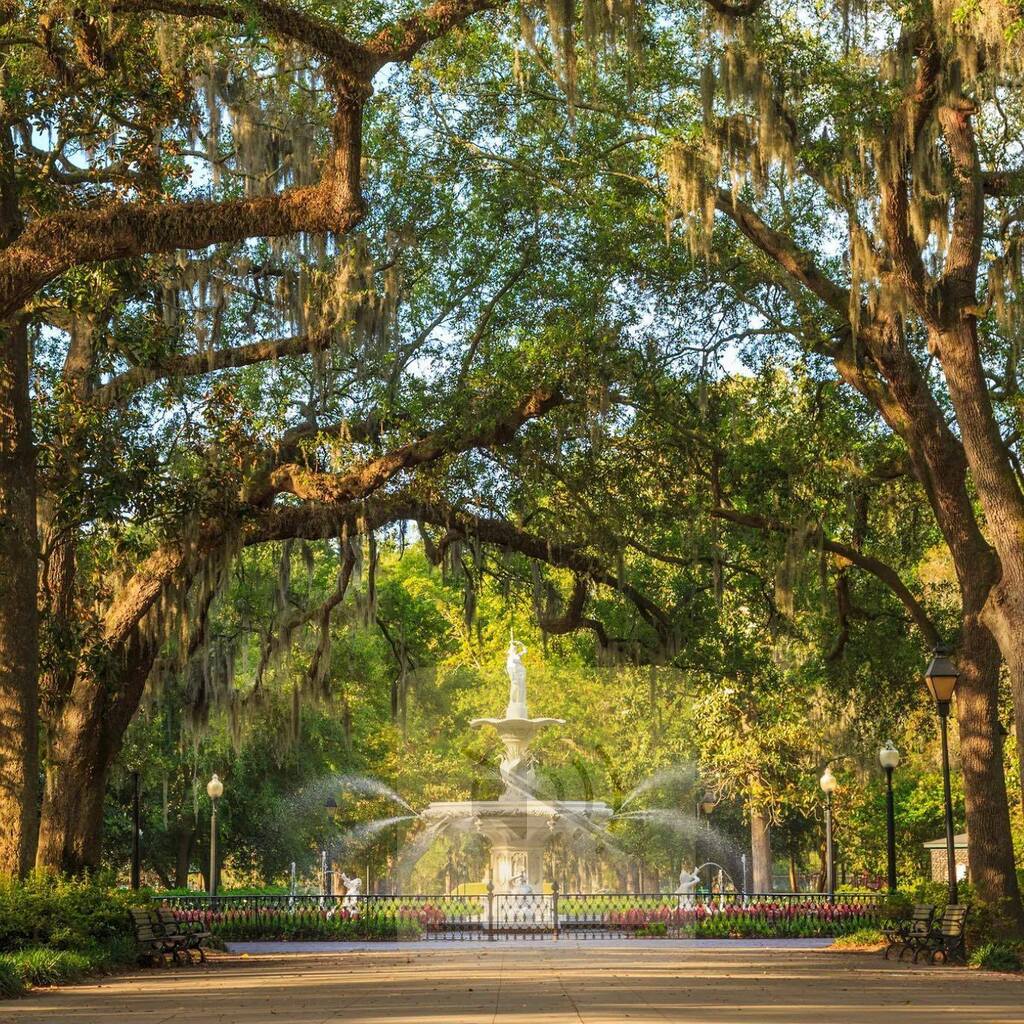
[830,928,885,948]
[0,960,24,1000]
[969,942,1024,973]
[0,940,139,1000]
[0,874,147,954]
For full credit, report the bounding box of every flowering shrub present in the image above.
[169,904,465,942]
[602,900,881,939]
[164,896,882,941]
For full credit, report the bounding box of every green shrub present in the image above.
[9,948,90,987]
[0,873,147,953]
[831,928,885,948]
[969,942,1024,973]
[0,960,24,999]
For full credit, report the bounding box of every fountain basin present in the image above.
[422,799,613,892]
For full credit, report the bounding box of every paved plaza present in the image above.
[1,942,1022,1024]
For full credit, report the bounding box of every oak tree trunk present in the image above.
[0,317,39,876]
[36,635,154,873]
[955,605,1024,931]
[750,809,772,893]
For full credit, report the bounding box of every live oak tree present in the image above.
[396,5,1024,923]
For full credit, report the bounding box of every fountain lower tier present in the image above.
[421,799,613,891]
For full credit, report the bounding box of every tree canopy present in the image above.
[2,0,1024,930]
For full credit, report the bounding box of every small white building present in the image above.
[923,833,968,883]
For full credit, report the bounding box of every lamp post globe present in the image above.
[878,742,900,770]
[207,774,224,897]
[924,645,961,905]
[879,742,900,893]
[819,768,837,898]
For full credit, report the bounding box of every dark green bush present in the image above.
[0,873,147,952]
[0,960,24,999]
[969,942,1023,973]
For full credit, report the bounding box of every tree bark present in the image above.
[36,635,154,873]
[750,808,772,893]
[955,607,1022,931]
[172,827,194,889]
[932,318,1024,802]
[0,316,40,877]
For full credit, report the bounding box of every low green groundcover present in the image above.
[969,942,1024,973]
[0,874,149,998]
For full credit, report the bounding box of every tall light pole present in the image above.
[924,645,961,905]
[819,767,838,899]
[207,773,224,898]
[324,798,339,896]
[879,741,900,893]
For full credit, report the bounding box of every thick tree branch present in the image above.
[364,0,499,68]
[983,169,1024,197]
[92,330,341,408]
[938,103,984,307]
[0,181,364,320]
[714,190,850,318]
[113,0,367,65]
[710,506,938,645]
[261,386,565,504]
[877,27,942,326]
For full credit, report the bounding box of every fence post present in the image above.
[487,881,494,941]
[551,881,559,940]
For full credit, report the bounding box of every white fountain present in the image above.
[420,638,613,892]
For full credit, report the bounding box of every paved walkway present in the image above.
[1,943,1022,1023]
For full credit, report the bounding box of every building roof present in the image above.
[922,833,968,850]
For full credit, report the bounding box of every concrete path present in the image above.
[1,943,1021,1023]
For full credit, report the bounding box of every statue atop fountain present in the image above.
[505,638,528,718]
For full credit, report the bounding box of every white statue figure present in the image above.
[675,865,700,909]
[506,638,528,715]
[511,872,535,895]
[339,872,363,911]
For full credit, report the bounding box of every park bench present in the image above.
[882,904,935,961]
[913,904,970,965]
[155,908,213,962]
[130,908,189,965]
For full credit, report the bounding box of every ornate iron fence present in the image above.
[161,889,885,942]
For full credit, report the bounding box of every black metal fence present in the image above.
[161,890,885,942]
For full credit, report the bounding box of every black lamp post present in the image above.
[207,773,224,897]
[924,645,961,905]
[878,741,900,893]
[819,767,838,898]
[324,798,339,896]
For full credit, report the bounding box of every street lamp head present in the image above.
[206,773,224,800]
[699,792,717,815]
[819,767,838,795]
[879,740,901,770]
[924,645,959,705]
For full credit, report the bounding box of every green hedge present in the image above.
[0,874,152,999]
[0,873,149,953]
